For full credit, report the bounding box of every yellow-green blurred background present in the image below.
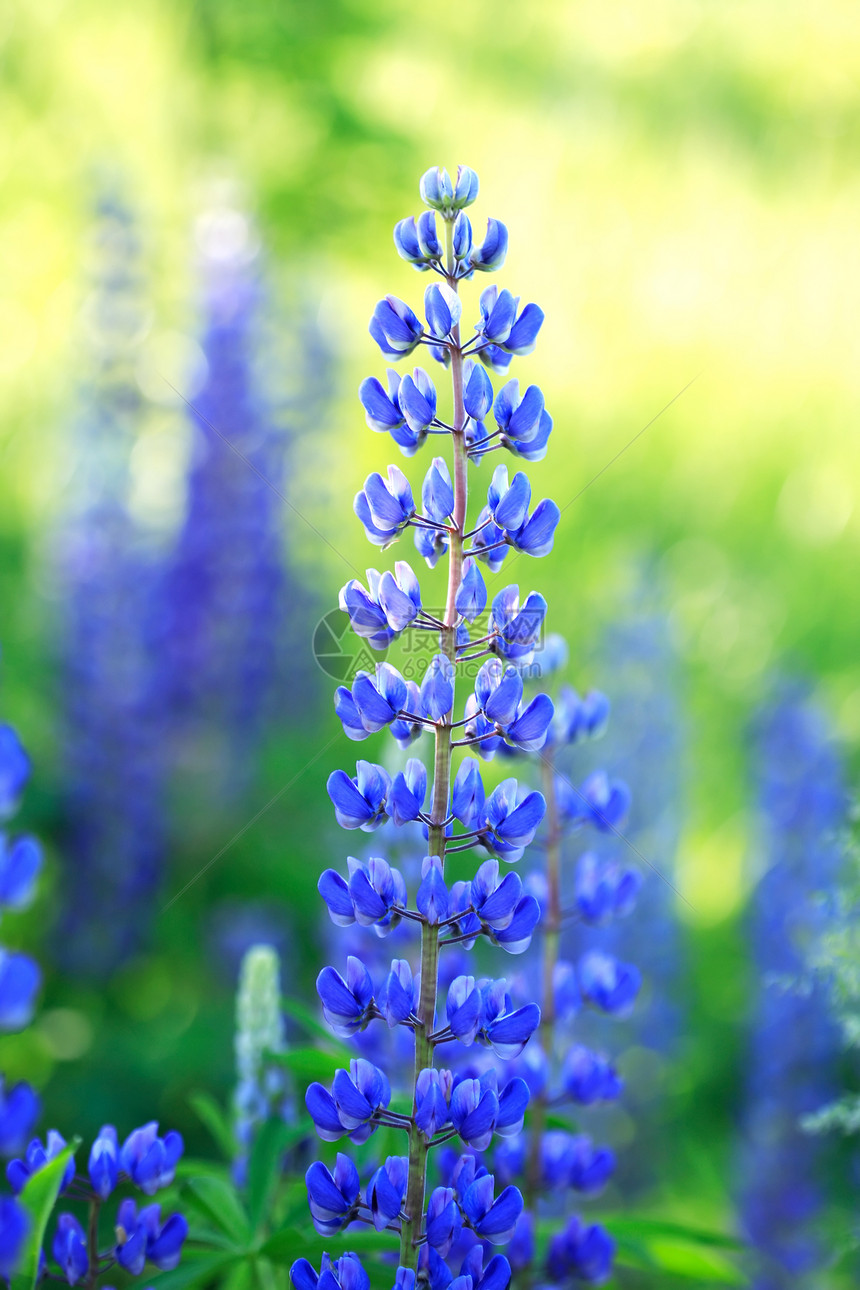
[1,0,858,1283]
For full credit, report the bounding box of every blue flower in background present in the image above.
[738,685,846,1288]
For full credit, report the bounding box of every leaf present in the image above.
[189,1091,236,1160]
[144,1252,243,1290]
[184,1176,252,1245]
[10,1140,79,1290]
[175,1158,234,1184]
[247,1118,296,1233]
[184,1224,247,1253]
[602,1217,747,1285]
[259,1225,395,1267]
[603,1215,745,1251]
[268,1047,348,1085]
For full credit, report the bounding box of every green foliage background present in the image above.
[0,1,858,1284]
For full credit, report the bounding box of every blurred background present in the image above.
[0,0,858,1285]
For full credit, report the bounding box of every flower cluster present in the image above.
[55,193,170,975]
[0,685,187,1288]
[738,686,845,1286]
[4,1121,188,1285]
[291,164,649,1290]
[0,722,42,1036]
[233,944,290,1184]
[159,203,298,801]
[0,710,44,1279]
[290,164,575,1290]
[472,642,642,1285]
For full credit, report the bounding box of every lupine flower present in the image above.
[0,727,29,820]
[320,855,407,932]
[355,466,415,546]
[0,834,41,911]
[425,1187,462,1255]
[291,1252,370,1290]
[489,586,548,663]
[477,980,541,1058]
[420,656,455,722]
[366,1156,408,1230]
[317,958,375,1037]
[738,687,846,1285]
[425,284,462,340]
[120,1122,184,1195]
[0,1195,28,1280]
[419,165,479,216]
[452,759,486,829]
[415,1069,452,1138]
[88,1124,119,1200]
[7,1131,75,1195]
[233,945,288,1182]
[561,1046,623,1105]
[481,779,546,858]
[469,220,508,272]
[115,1199,188,1273]
[0,951,40,1031]
[370,296,424,358]
[455,559,488,623]
[336,665,409,741]
[328,762,392,831]
[389,760,427,825]
[417,855,449,924]
[360,371,408,436]
[460,1174,523,1244]
[548,685,610,746]
[578,951,641,1016]
[376,958,416,1027]
[547,1216,615,1284]
[306,1155,361,1235]
[400,370,439,443]
[0,1079,40,1156]
[301,165,577,1290]
[574,852,641,923]
[52,1214,89,1286]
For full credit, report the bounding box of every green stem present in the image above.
[525,753,561,1205]
[398,212,467,1270]
[86,1197,101,1289]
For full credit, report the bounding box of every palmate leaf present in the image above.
[260,1225,394,1267]
[143,1251,243,1290]
[268,1046,346,1085]
[10,1140,79,1290]
[188,1090,237,1160]
[184,1175,252,1246]
[247,1118,303,1233]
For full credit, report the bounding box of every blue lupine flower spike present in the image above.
[308,165,586,1286]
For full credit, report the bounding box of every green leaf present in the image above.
[185,1223,248,1253]
[175,1158,234,1184]
[189,1091,237,1160]
[259,1225,394,1267]
[184,1175,252,1245]
[603,1215,745,1251]
[247,1118,297,1233]
[10,1140,79,1290]
[143,1252,243,1290]
[603,1217,747,1285]
[268,1047,346,1084]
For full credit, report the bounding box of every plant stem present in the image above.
[399,213,468,1269]
[86,1197,101,1289]
[525,752,561,1205]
